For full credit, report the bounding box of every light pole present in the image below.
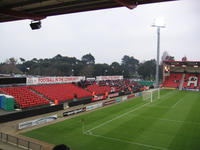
[152,17,165,88]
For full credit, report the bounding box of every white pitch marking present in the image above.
[146,105,171,109]
[86,90,176,133]
[129,114,200,126]
[87,102,150,133]
[84,90,180,150]
[86,132,169,150]
[171,97,186,108]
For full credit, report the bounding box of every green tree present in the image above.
[81,53,95,64]
[121,55,139,77]
[94,64,109,76]
[19,58,26,63]
[0,57,22,74]
[5,57,18,65]
[79,65,95,77]
[110,62,122,75]
[138,59,156,80]
[161,51,175,63]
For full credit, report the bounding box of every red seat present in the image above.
[0,86,50,109]
[29,83,92,103]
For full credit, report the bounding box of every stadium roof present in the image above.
[0,0,177,23]
[163,61,200,67]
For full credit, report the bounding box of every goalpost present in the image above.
[142,88,160,102]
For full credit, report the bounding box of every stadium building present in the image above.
[163,60,200,91]
[2,0,200,150]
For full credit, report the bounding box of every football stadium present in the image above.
[1,0,200,150]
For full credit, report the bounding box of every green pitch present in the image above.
[23,89,200,150]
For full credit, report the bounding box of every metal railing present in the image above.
[0,132,42,150]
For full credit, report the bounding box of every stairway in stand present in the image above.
[179,74,185,90]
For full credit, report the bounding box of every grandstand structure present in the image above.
[162,60,200,91]
[0,86,50,109]
[0,76,143,114]
[30,83,92,103]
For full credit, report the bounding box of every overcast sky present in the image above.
[1,0,200,64]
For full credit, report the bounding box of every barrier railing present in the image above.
[0,132,42,150]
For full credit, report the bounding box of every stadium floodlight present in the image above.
[152,17,165,28]
[152,17,165,88]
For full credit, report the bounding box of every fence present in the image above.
[0,132,42,150]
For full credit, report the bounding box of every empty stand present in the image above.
[0,86,49,109]
[182,74,200,89]
[163,73,182,88]
[0,79,143,109]
[164,73,200,89]
[30,83,92,102]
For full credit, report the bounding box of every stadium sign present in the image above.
[135,92,143,97]
[182,88,199,92]
[18,115,57,129]
[63,108,84,117]
[127,94,135,99]
[96,76,123,81]
[93,95,104,101]
[85,103,103,111]
[26,76,85,85]
[115,98,121,103]
[108,93,119,98]
[103,100,116,106]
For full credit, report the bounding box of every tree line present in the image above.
[0,53,165,80]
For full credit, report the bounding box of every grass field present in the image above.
[23,89,200,150]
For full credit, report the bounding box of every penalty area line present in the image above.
[86,102,150,133]
[171,97,185,108]
[86,90,176,134]
[129,114,200,126]
[85,132,169,150]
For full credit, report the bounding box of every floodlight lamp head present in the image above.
[30,20,41,30]
[152,17,165,28]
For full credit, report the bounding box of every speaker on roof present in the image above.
[30,20,41,30]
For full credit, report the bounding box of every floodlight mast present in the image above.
[152,17,165,88]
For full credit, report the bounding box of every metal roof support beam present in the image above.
[0,9,46,21]
[114,0,137,9]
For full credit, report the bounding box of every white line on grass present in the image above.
[86,102,150,133]
[146,105,171,109]
[129,114,200,126]
[83,91,177,150]
[141,90,175,109]
[171,97,185,108]
[86,132,169,150]
[153,90,176,104]
[159,118,200,125]
[159,90,176,100]
[86,90,176,133]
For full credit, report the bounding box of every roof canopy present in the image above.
[163,61,200,67]
[0,0,177,23]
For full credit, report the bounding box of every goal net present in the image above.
[142,88,160,102]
